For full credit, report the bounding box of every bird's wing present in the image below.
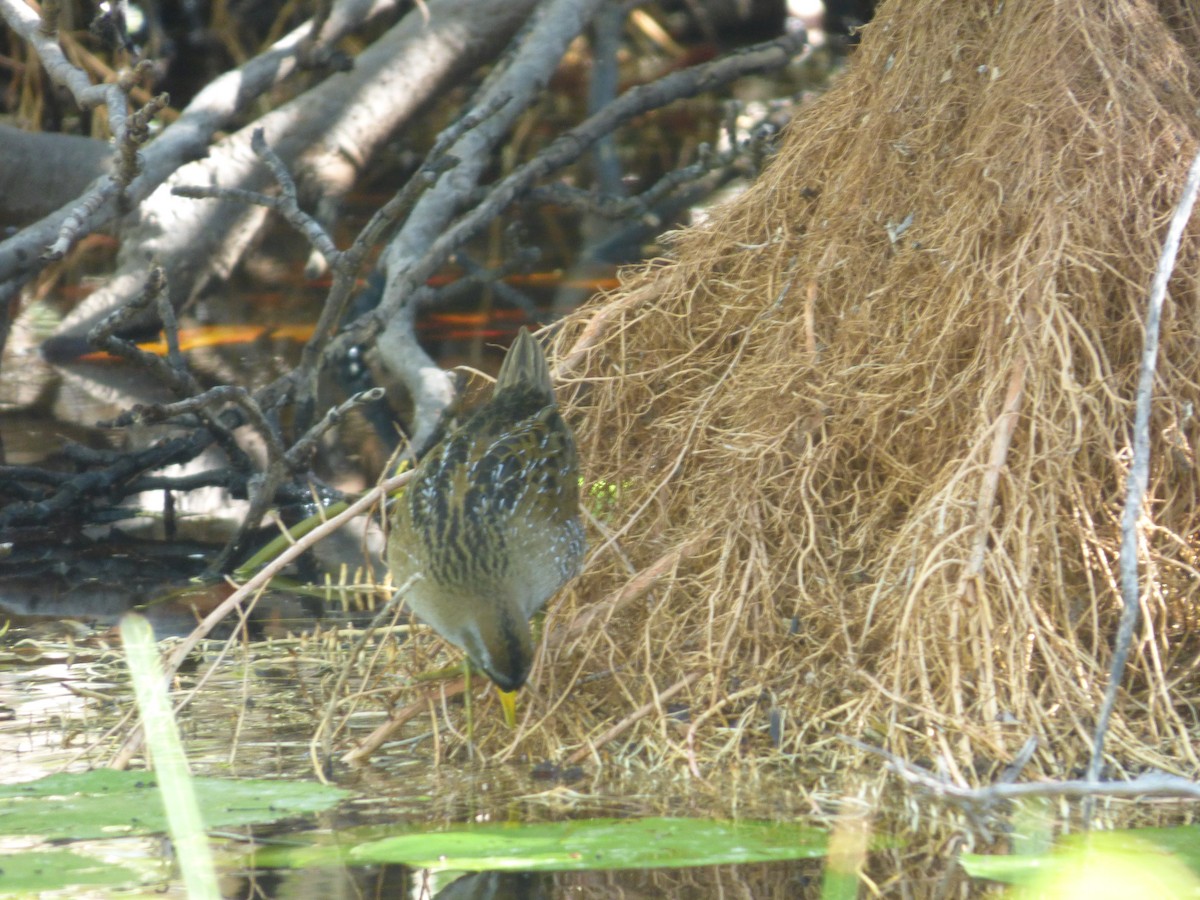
[463,404,568,519]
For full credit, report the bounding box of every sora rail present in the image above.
[387,327,585,703]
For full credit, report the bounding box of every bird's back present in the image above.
[389,327,584,633]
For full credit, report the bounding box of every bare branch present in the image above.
[371,26,809,334]
[44,0,534,388]
[372,0,611,448]
[1084,148,1200,820]
[116,89,170,196]
[0,0,406,284]
[0,0,109,108]
[286,387,387,469]
[171,146,343,272]
[848,737,1200,827]
[87,268,200,398]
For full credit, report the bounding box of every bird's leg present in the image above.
[412,660,471,681]
[463,662,474,753]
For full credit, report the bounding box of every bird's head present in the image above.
[456,599,535,692]
[405,575,536,693]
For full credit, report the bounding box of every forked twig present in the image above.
[848,736,1200,827]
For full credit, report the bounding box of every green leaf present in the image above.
[255,817,827,873]
[121,611,220,900]
[0,770,349,840]
[0,849,140,894]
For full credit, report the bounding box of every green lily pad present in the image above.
[257,817,827,873]
[0,849,141,894]
[0,769,350,840]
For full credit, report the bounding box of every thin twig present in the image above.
[285,387,387,469]
[340,677,467,765]
[553,282,658,379]
[109,470,412,769]
[556,538,698,643]
[565,671,701,765]
[848,737,1200,807]
[959,334,1029,598]
[1084,148,1200,823]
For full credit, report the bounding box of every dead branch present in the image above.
[1085,147,1200,808]
[0,0,404,292]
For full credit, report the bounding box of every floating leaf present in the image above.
[0,849,140,894]
[256,816,827,873]
[0,770,349,840]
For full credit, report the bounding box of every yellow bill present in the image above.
[497,688,518,727]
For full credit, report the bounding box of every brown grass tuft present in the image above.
[506,0,1200,782]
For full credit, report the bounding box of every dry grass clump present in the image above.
[505,0,1200,781]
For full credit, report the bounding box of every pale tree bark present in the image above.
[53,0,539,341]
[0,0,805,567]
[0,0,403,295]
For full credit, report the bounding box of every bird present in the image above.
[386,326,585,719]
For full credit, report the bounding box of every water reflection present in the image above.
[229,862,822,900]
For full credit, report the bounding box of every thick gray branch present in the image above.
[0,0,402,287]
[377,0,610,448]
[50,0,536,347]
[0,0,108,107]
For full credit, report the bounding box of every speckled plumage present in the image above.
[387,327,585,692]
